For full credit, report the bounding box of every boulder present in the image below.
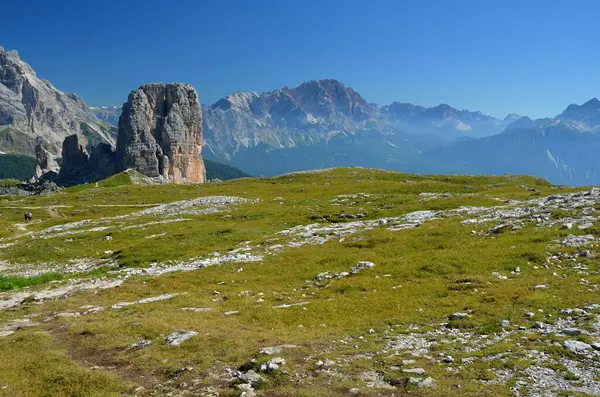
[563,340,592,355]
[116,83,205,183]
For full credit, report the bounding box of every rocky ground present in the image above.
[0,168,599,396]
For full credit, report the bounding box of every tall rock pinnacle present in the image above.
[116,83,205,183]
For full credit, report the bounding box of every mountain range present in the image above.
[2,44,600,186]
[0,46,115,156]
[93,79,523,177]
[434,99,600,185]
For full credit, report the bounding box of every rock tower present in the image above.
[116,83,205,183]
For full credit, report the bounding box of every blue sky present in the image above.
[1,0,599,118]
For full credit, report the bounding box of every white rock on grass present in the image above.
[350,261,375,274]
[235,370,264,386]
[181,307,212,313]
[259,345,298,355]
[563,340,592,355]
[408,377,437,388]
[273,302,309,309]
[315,359,336,368]
[165,330,198,346]
[260,357,286,372]
[403,368,426,375]
[111,293,181,309]
[128,339,152,349]
[237,383,256,397]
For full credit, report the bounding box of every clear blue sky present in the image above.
[2,0,599,118]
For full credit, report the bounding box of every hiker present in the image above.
[24,211,32,222]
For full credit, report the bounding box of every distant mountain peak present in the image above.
[504,113,522,122]
[0,44,114,156]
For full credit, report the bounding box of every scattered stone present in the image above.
[315,359,336,368]
[181,307,212,313]
[350,261,375,274]
[128,339,152,350]
[532,322,546,330]
[533,284,548,290]
[403,368,426,376]
[563,340,592,355]
[273,302,309,309]
[165,330,198,346]
[560,328,582,336]
[449,312,470,320]
[492,272,508,280]
[501,320,510,328]
[259,345,298,355]
[562,234,596,248]
[491,223,513,233]
[54,312,80,318]
[0,318,38,337]
[236,383,256,397]
[443,356,454,363]
[235,370,264,386]
[111,293,181,309]
[360,371,395,389]
[260,357,285,372]
[408,377,437,388]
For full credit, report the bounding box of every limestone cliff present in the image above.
[116,83,205,183]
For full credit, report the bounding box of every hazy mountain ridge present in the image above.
[89,106,121,127]
[433,99,600,185]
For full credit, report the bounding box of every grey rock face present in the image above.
[54,134,117,186]
[116,83,205,183]
[59,134,89,176]
[34,137,59,179]
[0,46,114,156]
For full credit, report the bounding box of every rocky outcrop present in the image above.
[55,134,117,186]
[49,83,206,187]
[0,45,115,156]
[56,134,90,185]
[34,137,59,180]
[116,83,205,183]
[61,134,89,173]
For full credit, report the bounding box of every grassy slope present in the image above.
[0,168,596,396]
